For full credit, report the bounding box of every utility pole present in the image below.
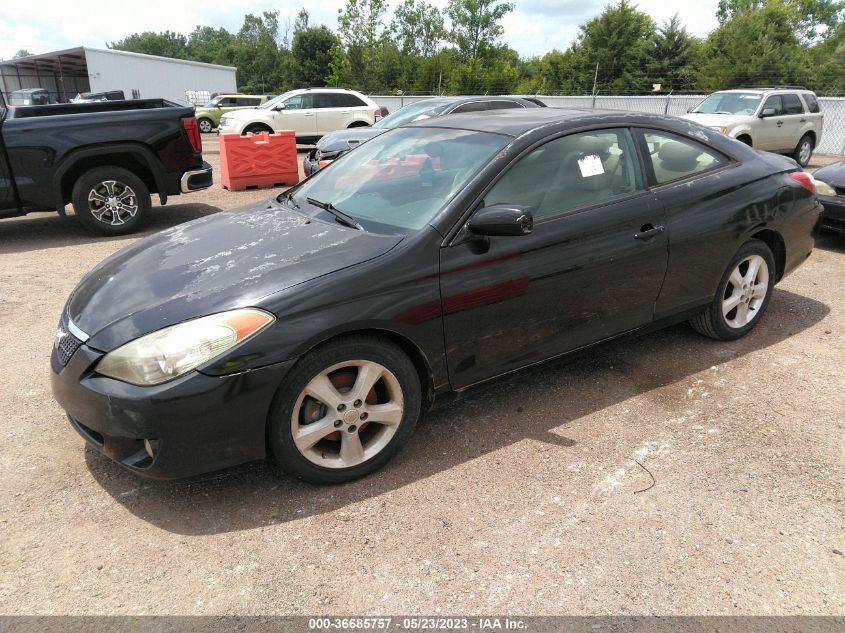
[591,62,599,96]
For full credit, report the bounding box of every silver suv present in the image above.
[683,87,822,167]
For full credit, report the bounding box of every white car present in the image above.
[682,87,823,167]
[217,88,382,142]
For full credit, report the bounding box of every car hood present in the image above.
[681,112,750,128]
[317,128,387,153]
[68,203,403,351]
[811,162,845,188]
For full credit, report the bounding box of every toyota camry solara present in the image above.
[51,109,822,484]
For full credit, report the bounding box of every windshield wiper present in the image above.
[306,197,363,230]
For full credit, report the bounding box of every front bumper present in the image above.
[180,161,213,193]
[817,195,845,233]
[302,150,335,177]
[51,339,296,480]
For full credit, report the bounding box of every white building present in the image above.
[0,46,237,104]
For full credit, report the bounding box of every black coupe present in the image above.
[51,109,822,484]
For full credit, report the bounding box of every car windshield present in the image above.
[693,92,762,115]
[287,127,508,233]
[257,91,296,110]
[372,100,453,129]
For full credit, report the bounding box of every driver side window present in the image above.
[484,128,643,220]
[762,95,784,115]
[284,94,314,110]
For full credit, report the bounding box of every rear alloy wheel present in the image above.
[268,336,420,484]
[793,134,814,167]
[71,166,150,236]
[690,240,775,340]
[198,118,214,133]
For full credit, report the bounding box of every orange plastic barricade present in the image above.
[219,131,299,191]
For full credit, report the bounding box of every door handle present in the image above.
[634,224,665,241]
[800,118,807,122]
[777,121,783,127]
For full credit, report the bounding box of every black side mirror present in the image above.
[760,108,776,118]
[467,204,533,237]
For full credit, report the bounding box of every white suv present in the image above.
[217,88,382,142]
[683,87,823,167]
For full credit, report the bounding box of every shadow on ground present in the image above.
[0,204,224,254]
[84,288,830,535]
[816,229,845,253]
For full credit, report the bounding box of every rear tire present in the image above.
[198,118,214,133]
[689,239,775,340]
[793,134,814,167]
[71,166,150,236]
[267,335,421,485]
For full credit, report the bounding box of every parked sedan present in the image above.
[51,109,822,485]
[303,96,540,176]
[808,162,845,234]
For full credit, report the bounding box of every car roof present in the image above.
[714,88,816,95]
[406,107,638,137]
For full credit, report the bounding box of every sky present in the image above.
[1,0,721,61]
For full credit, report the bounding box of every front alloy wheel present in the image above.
[198,118,214,133]
[268,335,421,484]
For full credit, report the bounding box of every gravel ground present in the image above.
[0,140,843,616]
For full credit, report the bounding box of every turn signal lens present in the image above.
[789,172,816,194]
[718,126,729,134]
[96,308,274,386]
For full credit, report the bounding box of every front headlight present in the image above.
[219,116,231,126]
[813,178,837,197]
[96,308,274,386]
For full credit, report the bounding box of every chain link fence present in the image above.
[372,94,845,156]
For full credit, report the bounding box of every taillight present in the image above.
[374,108,382,121]
[821,115,824,130]
[182,117,202,154]
[789,171,816,194]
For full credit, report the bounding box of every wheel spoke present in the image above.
[88,191,108,203]
[744,257,761,285]
[304,372,344,409]
[722,292,743,316]
[751,283,767,300]
[365,402,403,426]
[351,361,383,402]
[117,188,135,201]
[729,268,743,290]
[735,301,749,325]
[340,430,365,465]
[102,181,117,197]
[293,416,337,451]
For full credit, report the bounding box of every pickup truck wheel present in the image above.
[793,134,814,167]
[72,166,150,236]
[198,118,214,133]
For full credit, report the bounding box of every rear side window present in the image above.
[312,93,336,108]
[237,97,261,107]
[342,94,367,107]
[782,94,804,114]
[486,100,525,110]
[641,130,728,185]
[802,93,820,113]
[450,102,488,114]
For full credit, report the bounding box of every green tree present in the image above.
[700,0,810,89]
[12,49,33,59]
[573,0,656,92]
[337,0,390,91]
[717,0,844,43]
[187,26,237,65]
[642,15,701,91]
[108,31,188,59]
[292,26,341,86]
[234,12,282,93]
[445,0,514,61]
[392,0,446,57]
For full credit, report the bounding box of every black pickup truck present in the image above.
[0,93,212,235]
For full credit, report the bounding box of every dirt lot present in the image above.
[0,140,843,616]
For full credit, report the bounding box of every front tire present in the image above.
[793,134,814,167]
[267,335,421,485]
[71,166,151,236]
[690,240,775,340]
